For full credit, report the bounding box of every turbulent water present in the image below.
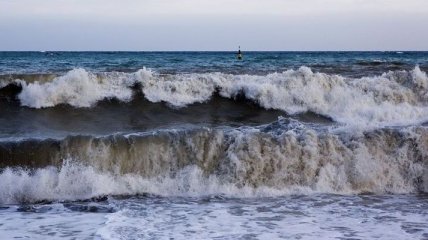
[0,51,428,239]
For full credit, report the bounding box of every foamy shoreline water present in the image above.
[1,194,427,240]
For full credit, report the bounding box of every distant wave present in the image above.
[1,66,427,128]
[0,121,427,204]
[356,60,405,66]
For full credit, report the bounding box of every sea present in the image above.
[0,51,428,239]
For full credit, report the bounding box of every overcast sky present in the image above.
[1,0,427,51]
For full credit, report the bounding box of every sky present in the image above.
[0,0,427,51]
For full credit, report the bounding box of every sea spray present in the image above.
[6,66,427,128]
[1,121,427,204]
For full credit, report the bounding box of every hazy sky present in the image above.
[1,0,427,51]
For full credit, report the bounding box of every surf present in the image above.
[0,119,427,204]
[0,66,426,129]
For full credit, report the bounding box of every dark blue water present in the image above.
[1,51,428,77]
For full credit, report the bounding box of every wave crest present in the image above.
[8,66,428,127]
[18,68,150,108]
[0,123,427,203]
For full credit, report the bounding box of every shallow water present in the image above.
[1,194,428,240]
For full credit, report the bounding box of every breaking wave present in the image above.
[2,66,427,128]
[0,120,427,204]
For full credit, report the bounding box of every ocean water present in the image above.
[0,51,428,239]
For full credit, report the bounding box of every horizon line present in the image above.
[1,50,428,52]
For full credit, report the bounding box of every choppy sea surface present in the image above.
[0,51,428,239]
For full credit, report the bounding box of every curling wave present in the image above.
[3,66,428,128]
[0,120,427,204]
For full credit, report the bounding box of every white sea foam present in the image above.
[0,163,295,205]
[15,67,428,128]
[97,194,428,240]
[142,73,216,106]
[1,190,427,240]
[0,158,423,205]
[0,125,426,204]
[18,68,150,108]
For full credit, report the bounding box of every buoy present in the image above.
[237,46,243,60]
